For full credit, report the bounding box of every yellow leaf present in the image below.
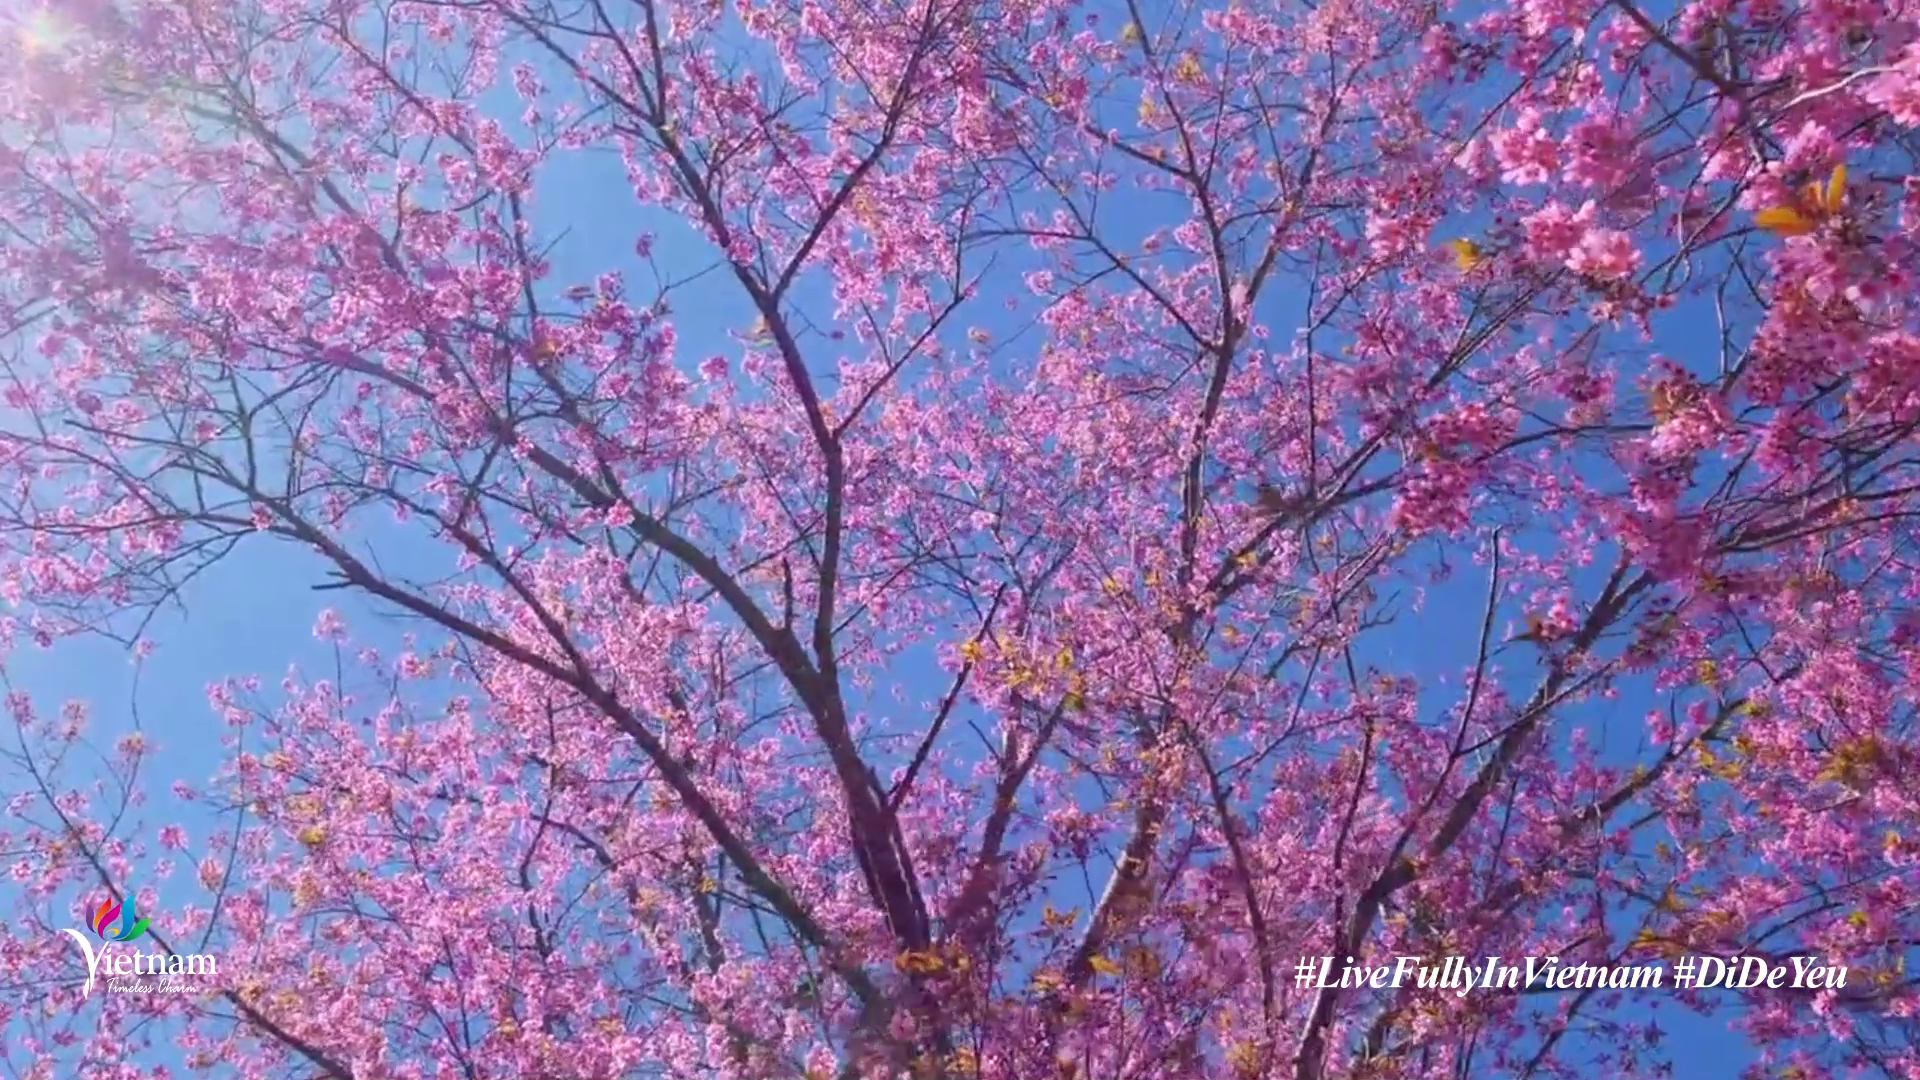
[1031,970,1064,992]
[1120,22,1141,43]
[1057,646,1074,670]
[1808,163,1847,216]
[297,826,327,847]
[1447,238,1484,271]
[896,949,946,976]
[1754,205,1814,237]
[1089,954,1123,977]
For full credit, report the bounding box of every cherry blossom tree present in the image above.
[1,0,1919,1077]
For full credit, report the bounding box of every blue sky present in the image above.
[0,1,1831,1076]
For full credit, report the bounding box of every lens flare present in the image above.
[18,10,71,56]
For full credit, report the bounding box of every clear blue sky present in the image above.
[1,6,1790,1077]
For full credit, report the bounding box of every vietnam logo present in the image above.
[60,893,216,999]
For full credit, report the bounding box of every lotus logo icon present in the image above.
[88,895,151,942]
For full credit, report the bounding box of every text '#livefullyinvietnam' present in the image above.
[1294,954,1851,997]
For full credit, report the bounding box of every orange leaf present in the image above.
[1754,206,1813,237]
[1822,163,1848,215]
[896,949,947,975]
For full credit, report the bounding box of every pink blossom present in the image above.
[1566,226,1640,280]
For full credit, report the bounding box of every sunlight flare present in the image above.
[17,9,71,57]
